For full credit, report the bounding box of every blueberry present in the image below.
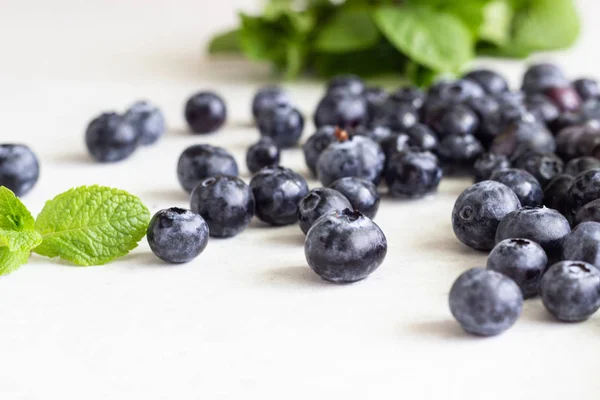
[543,86,582,112]
[555,124,595,161]
[352,125,393,143]
[184,91,227,134]
[363,86,389,123]
[304,209,387,283]
[564,157,600,177]
[314,90,367,129]
[147,207,209,263]
[385,150,442,198]
[566,168,600,220]
[379,133,411,161]
[466,96,500,142]
[190,176,255,238]
[372,102,418,132]
[487,238,548,298]
[550,112,588,136]
[123,100,166,146]
[437,79,485,103]
[449,267,523,336]
[177,144,238,193]
[495,207,571,258]
[573,78,600,101]
[246,137,280,174]
[249,166,309,226]
[490,119,555,162]
[302,126,338,176]
[490,168,543,207]
[326,74,365,96]
[257,103,304,148]
[252,86,291,120]
[0,144,40,197]
[329,177,380,219]
[477,103,532,148]
[464,69,509,95]
[521,63,568,94]
[297,188,352,235]
[514,152,563,186]
[389,86,426,110]
[524,94,560,125]
[437,134,484,173]
[540,261,600,322]
[316,131,385,186]
[405,124,439,152]
[431,104,479,138]
[85,112,139,163]
[561,221,600,267]
[452,181,521,251]
[473,153,511,183]
[543,174,574,216]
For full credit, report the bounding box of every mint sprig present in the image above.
[0,185,150,275]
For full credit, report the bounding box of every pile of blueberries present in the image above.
[4,62,600,338]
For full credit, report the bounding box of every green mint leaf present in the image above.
[0,186,35,232]
[441,2,485,37]
[479,0,514,46]
[0,229,42,252]
[0,247,30,276]
[33,185,150,266]
[511,0,580,51]
[373,6,474,73]
[208,29,241,54]
[315,9,380,53]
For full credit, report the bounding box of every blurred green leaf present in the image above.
[479,1,513,46]
[315,9,380,53]
[208,29,241,54]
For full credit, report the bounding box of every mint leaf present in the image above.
[373,6,474,73]
[315,9,380,53]
[0,186,35,232]
[0,229,41,252]
[0,247,30,276]
[33,186,150,266]
[479,0,513,46]
[512,0,580,51]
[208,29,241,54]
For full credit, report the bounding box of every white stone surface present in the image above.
[0,1,599,399]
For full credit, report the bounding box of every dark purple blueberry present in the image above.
[379,133,411,161]
[566,168,600,221]
[0,144,40,197]
[562,221,600,269]
[184,91,227,134]
[405,123,439,152]
[573,78,600,101]
[314,91,367,129]
[490,119,555,162]
[257,103,304,148]
[304,209,387,283]
[487,238,548,298]
[384,150,442,198]
[389,86,426,110]
[351,125,393,143]
[555,124,596,161]
[490,168,543,207]
[327,74,365,96]
[85,112,139,163]
[549,111,588,135]
[452,181,521,251]
[543,86,582,112]
[564,157,600,177]
[495,207,571,259]
[466,96,500,124]
[190,176,255,238]
[477,103,533,148]
[432,104,479,138]
[514,152,563,186]
[449,267,523,336]
[575,199,600,225]
[473,153,511,183]
[437,79,485,104]
[252,86,291,120]
[147,207,209,264]
[297,188,352,234]
[524,94,560,125]
[246,137,280,174]
[363,86,389,123]
[464,69,509,95]
[176,144,238,193]
[329,177,380,219]
[437,134,484,174]
[302,126,338,176]
[581,98,600,120]
[541,261,600,322]
[249,166,308,226]
[543,174,574,216]
[316,134,385,187]
[521,63,568,94]
[123,100,166,146]
[372,102,418,132]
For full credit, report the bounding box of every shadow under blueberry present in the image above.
[47,151,95,165]
[119,251,185,269]
[405,319,481,340]
[260,265,335,288]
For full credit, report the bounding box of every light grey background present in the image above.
[0,1,598,399]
